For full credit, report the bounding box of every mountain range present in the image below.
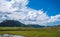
[0,20,46,28]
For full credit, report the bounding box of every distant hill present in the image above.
[1,20,59,28]
[0,20,25,27]
[0,20,46,28]
[25,24,45,28]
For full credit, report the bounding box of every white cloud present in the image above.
[48,14,60,22]
[0,0,60,26]
[0,0,16,12]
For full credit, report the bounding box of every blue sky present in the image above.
[0,0,60,26]
[27,0,60,16]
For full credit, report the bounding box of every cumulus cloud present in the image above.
[0,0,60,26]
[48,14,60,22]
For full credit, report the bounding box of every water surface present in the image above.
[0,34,25,37]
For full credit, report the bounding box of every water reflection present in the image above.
[0,34,25,37]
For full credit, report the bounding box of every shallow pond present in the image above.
[0,34,25,37]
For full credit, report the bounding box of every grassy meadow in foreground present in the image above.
[0,27,60,37]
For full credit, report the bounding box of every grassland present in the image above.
[0,27,60,37]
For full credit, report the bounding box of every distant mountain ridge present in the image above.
[0,20,45,28]
[0,20,25,27]
[0,20,59,28]
[24,24,45,28]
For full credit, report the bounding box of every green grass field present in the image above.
[0,27,60,37]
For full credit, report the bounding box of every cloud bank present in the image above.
[0,0,60,26]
